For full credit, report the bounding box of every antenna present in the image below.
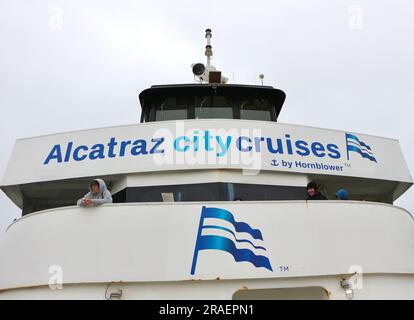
[259,74,264,86]
[191,28,228,84]
[205,28,212,67]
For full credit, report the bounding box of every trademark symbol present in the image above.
[345,163,351,167]
[279,266,289,272]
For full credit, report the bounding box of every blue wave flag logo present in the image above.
[190,206,273,275]
[346,133,377,162]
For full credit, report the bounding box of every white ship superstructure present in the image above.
[0,29,413,300]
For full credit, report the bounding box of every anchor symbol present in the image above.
[271,159,279,167]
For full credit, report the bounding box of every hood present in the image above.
[90,178,108,194]
[336,188,349,200]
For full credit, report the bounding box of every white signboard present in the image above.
[1,119,412,186]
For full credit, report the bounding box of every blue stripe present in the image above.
[203,225,266,251]
[346,133,373,151]
[346,133,377,162]
[347,140,374,155]
[197,235,273,271]
[347,145,377,162]
[202,207,263,240]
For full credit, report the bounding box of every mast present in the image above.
[191,28,228,84]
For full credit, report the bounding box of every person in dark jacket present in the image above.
[306,181,327,200]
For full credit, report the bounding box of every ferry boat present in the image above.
[0,29,413,300]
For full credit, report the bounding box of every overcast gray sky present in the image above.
[1,0,413,240]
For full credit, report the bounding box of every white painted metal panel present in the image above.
[0,201,413,290]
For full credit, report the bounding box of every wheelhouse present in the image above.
[139,84,286,123]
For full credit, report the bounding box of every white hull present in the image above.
[1,201,413,299]
[1,274,414,300]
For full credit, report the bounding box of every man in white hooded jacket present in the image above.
[77,178,113,207]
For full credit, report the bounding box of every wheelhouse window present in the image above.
[240,98,272,121]
[145,94,275,122]
[195,96,234,119]
[140,85,285,123]
[151,97,189,121]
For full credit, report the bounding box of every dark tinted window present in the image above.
[153,97,189,121]
[240,98,272,121]
[112,189,126,203]
[126,183,221,202]
[143,90,278,122]
[112,183,306,203]
[195,96,234,119]
[226,183,305,201]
